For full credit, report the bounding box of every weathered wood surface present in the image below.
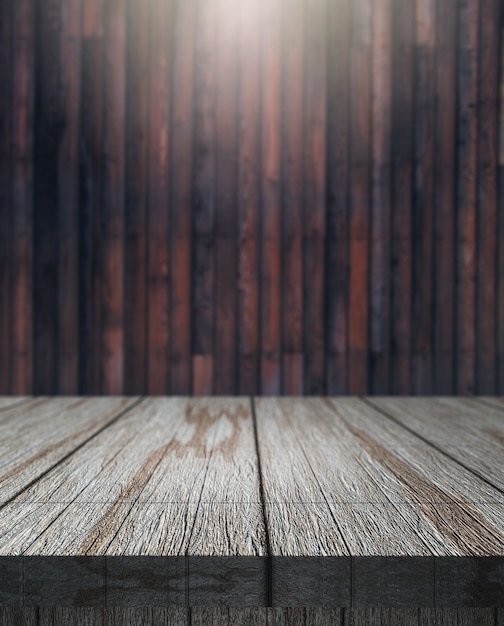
[0,398,503,607]
[0,608,500,625]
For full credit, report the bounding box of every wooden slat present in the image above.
[0,0,12,395]
[326,0,349,395]
[101,0,126,394]
[347,0,371,394]
[146,0,172,394]
[369,0,392,395]
[33,0,60,395]
[476,0,499,394]
[191,0,217,395]
[237,0,260,394]
[456,0,479,395]
[260,0,282,395]
[302,0,327,395]
[10,0,35,395]
[0,397,139,503]
[412,0,435,394]
[58,0,81,394]
[281,0,304,395]
[79,0,104,394]
[170,0,195,394]
[390,0,414,395]
[214,0,238,394]
[367,397,504,492]
[124,0,148,395]
[0,397,30,411]
[433,0,456,395]
[500,11,504,396]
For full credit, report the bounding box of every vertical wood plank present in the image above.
[260,0,282,395]
[412,0,436,394]
[390,0,414,395]
[348,0,371,394]
[101,0,126,394]
[281,0,304,396]
[456,0,480,395]
[0,0,12,394]
[10,0,35,395]
[146,0,172,394]
[433,0,456,395]
[476,0,499,394]
[370,0,392,394]
[237,0,260,395]
[79,0,104,394]
[171,0,195,394]
[33,0,60,395]
[124,0,148,395]
[326,0,349,395]
[303,0,327,395]
[214,0,239,394]
[58,0,81,394]
[192,0,217,395]
[499,11,504,394]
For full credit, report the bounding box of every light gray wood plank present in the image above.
[39,608,104,626]
[0,397,141,503]
[325,398,504,553]
[367,397,504,491]
[0,396,31,411]
[0,609,38,626]
[475,397,504,411]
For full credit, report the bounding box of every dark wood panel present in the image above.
[1,0,502,395]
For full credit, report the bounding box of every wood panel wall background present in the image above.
[0,0,503,396]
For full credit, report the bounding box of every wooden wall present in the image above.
[0,0,502,396]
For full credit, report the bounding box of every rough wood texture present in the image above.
[0,397,503,608]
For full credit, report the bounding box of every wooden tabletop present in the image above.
[0,396,503,608]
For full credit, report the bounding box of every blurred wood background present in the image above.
[0,0,502,396]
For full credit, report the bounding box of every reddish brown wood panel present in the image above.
[0,0,501,395]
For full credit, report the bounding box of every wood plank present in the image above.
[347,0,371,394]
[101,0,126,394]
[419,609,458,626]
[456,0,480,395]
[390,0,414,394]
[124,0,148,395]
[214,0,239,394]
[10,0,35,395]
[433,0,456,395]
[412,0,435,394]
[146,0,172,394]
[33,0,60,395]
[0,0,12,395]
[0,609,38,625]
[327,398,504,537]
[191,0,217,395]
[0,397,140,503]
[39,608,104,625]
[57,0,81,394]
[367,397,504,491]
[281,0,304,395]
[476,0,499,394]
[0,397,31,411]
[260,0,282,395]
[79,0,104,394]
[369,0,392,395]
[237,0,260,395]
[302,0,327,395]
[325,0,349,395]
[499,15,504,394]
[170,0,195,394]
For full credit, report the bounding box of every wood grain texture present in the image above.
[367,396,504,491]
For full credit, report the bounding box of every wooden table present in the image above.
[0,396,503,619]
